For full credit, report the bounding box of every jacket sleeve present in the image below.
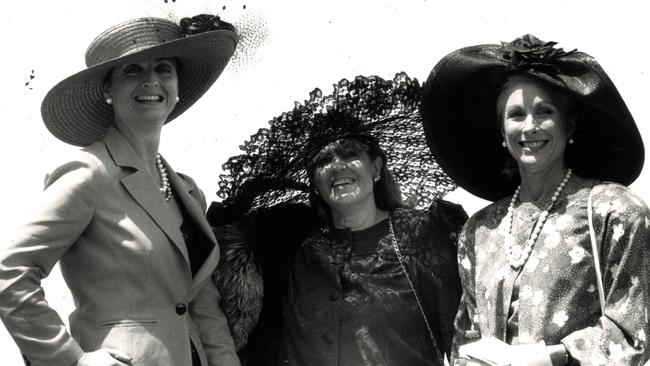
[0,152,103,366]
[450,217,482,364]
[418,200,468,360]
[180,173,241,366]
[190,278,241,366]
[560,184,650,365]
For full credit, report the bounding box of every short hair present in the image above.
[307,137,404,228]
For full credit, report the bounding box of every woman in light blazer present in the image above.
[0,14,240,366]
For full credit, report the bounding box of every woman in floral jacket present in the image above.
[421,35,649,365]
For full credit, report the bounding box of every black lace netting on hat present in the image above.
[212,72,456,221]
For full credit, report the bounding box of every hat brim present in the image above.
[41,30,237,146]
[421,44,644,202]
[213,73,458,216]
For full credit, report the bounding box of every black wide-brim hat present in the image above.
[209,73,457,222]
[421,35,644,202]
[41,15,238,146]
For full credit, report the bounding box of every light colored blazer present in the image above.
[0,128,240,366]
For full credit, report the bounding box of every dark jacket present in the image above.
[209,201,467,365]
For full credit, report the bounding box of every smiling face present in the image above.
[105,58,179,129]
[311,141,382,211]
[498,77,574,175]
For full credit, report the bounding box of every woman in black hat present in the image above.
[0,14,240,366]
[208,73,467,365]
[421,35,649,365]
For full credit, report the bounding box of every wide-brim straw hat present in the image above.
[421,34,644,202]
[41,14,238,146]
[208,73,457,224]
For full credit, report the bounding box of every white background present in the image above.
[1,0,648,364]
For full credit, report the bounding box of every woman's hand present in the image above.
[74,349,132,365]
[457,338,568,366]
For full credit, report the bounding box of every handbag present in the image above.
[587,187,607,315]
[388,218,445,364]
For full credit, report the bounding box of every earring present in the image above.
[175,96,180,103]
[568,138,574,144]
[105,97,113,105]
[501,141,507,148]
[373,176,380,183]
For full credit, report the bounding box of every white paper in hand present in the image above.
[458,338,553,366]
[458,337,512,365]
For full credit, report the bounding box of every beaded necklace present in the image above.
[504,168,572,269]
[155,154,173,202]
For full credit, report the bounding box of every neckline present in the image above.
[332,217,390,239]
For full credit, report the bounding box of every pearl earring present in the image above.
[373,176,379,183]
[105,97,113,105]
[175,96,180,102]
[568,138,574,144]
[502,141,507,148]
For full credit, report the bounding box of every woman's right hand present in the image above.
[74,349,132,365]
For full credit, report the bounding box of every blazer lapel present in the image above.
[103,128,190,266]
[163,158,220,298]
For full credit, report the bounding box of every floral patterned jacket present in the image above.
[452,175,650,365]
[284,202,467,366]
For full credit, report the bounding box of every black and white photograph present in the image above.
[1,0,649,365]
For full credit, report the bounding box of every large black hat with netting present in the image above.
[209,72,456,223]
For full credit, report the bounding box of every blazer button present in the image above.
[176,303,187,315]
[329,290,340,301]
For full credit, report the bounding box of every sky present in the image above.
[1,0,649,363]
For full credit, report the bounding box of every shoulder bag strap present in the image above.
[587,187,606,315]
[388,218,444,363]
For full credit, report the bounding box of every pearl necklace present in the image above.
[155,154,172,202]
[504,168,572,270]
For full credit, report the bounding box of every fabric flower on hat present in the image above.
[180,14,236,35]
[501,34,576,75]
